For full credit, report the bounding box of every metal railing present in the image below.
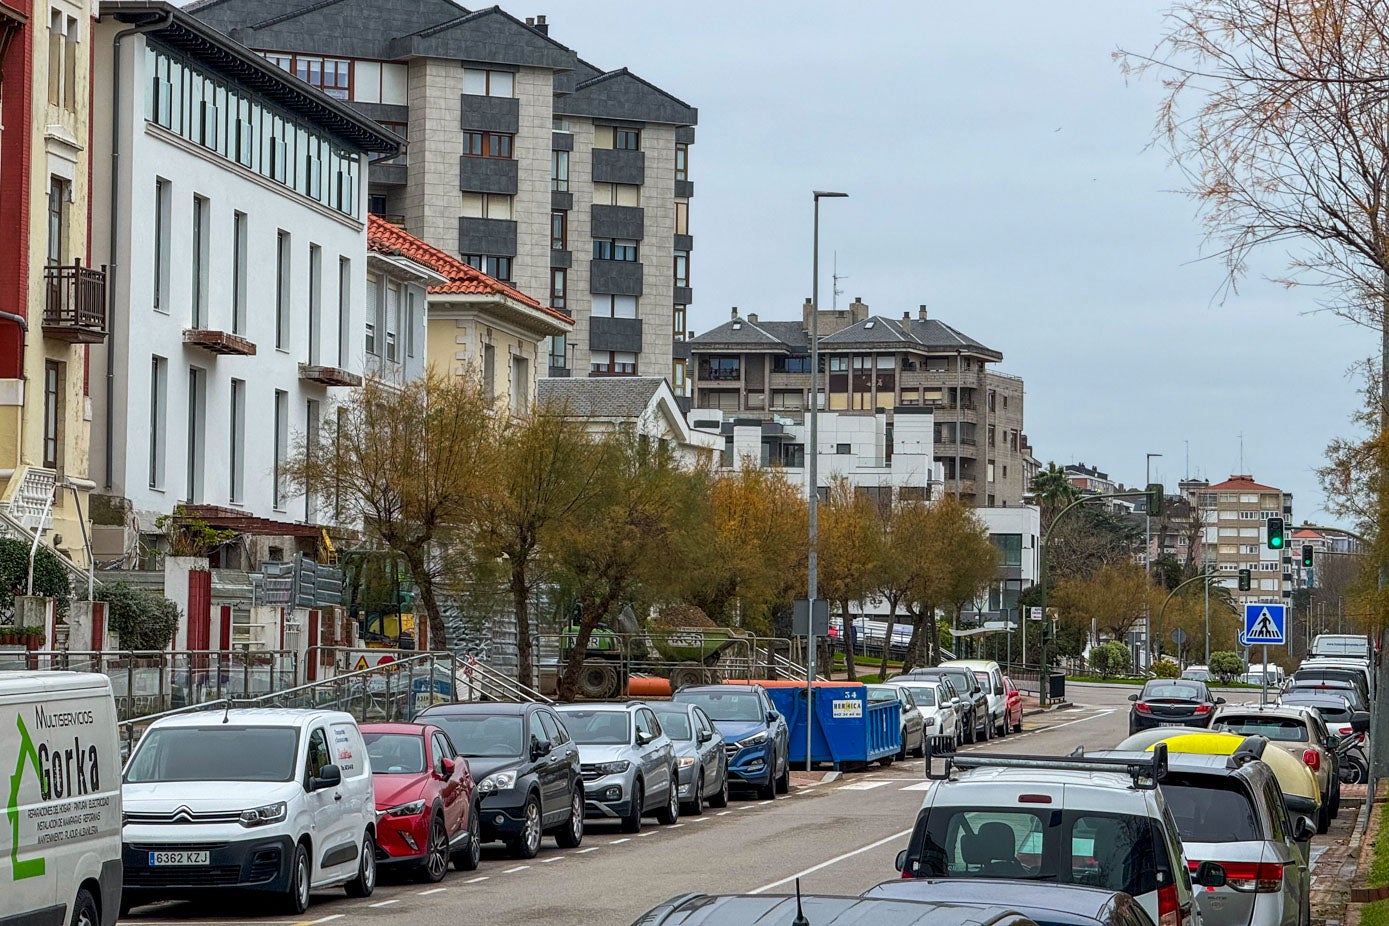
[44,261,107,333]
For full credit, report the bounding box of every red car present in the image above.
[1002,676,1024,734]
[362,722,478,881]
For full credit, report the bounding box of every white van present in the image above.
[940,659,1009,737]
[121,708,376,914]
[1,671,123,926]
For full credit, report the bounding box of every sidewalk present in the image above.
[1314,780,1385,926]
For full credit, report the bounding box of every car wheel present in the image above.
[1330,779,1342,819]
[656,772,680,825]
[70,889,98,926]
[1317,800,1331,835]
[453,804,481,871]
[912,730,926,758]
[683,771,705,816]
[555,785,584,848]
[1014,714,1024,734]
[345,830,376,898]
[283,842,311,913]
[621,781,644,833]
[419,813,449,883]
[963,713,976,743]
[708,765,729,808]
[775,754,790,794]
[757,754,776,800]
[509,795,543,858]
[997,714,1008,737]
[983,713,993,741]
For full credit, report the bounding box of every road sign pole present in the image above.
[1261,644,1268,707]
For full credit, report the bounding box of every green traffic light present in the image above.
[1270,536,1283,548]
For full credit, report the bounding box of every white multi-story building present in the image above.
[1195,474,1294,609]
[90,4,399,548]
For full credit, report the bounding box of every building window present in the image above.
[385,282,400,362]
[551,150,569,192]
[551,211,567,249]
[550,268,567,311]
[306,244,323,364]
[42,361,61,470]
[338,257,352,365]
[593,239,638,261]
[553,116,572,133]
[461,255,512,281]
[462,131,514,158]
[48,12,78,112]
[702,356,740,381]
[153,179,170,312]
[191,195,209,328]
[186,367,205,504]
[591,351,637,375]
[772,356,811,374]
[675,143,688,181]
[549,335,567,370]
[673,305,687,341]
[263,53,353,100]
[461,192,512,219]
[674,250,689,287]
[462,68,514,97]
[273,390,288,510]
[276,231,291,350]
[46,177,68,265]
[229,379,245,504]
[594,182,640,207]
[511,355,529,416]
[673,360,687,394]
[592,294,638,318]
[613,128,641,150]
[149,357,167,488]
[482,343,496,401]
[675,200,689,235]
[407,290,417,359]
[232,212,247,334]
[365,273,380,356]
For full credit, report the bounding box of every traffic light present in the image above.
[1238,569,1251,591]
[1146,483,1164,517]
[1266,516,1285,550]
[1301,545,1314,568]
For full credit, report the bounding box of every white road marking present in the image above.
[758,800,774,805]
[692,816,712,823]
[577,846,600,853]
[735,804,753,810]
[668,823,685,828]
[901,781,933,791]
[542,855,565,862]
[503,865,530,873]
[610,837,631,844]
[465,876,489,883]
[417,887,448,895]
[841,780,891,791]
[311,917,345,924]
[368,900,399,908]
[636,831,655,837]
[750,827,916,894]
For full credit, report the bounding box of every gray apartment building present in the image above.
[188,1,697,386]
[686,300,1028,507]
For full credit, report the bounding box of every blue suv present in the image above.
[673,685,789,799]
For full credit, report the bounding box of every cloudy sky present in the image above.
[546,0,1371,523]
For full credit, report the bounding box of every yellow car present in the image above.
[1116,729,1323,832]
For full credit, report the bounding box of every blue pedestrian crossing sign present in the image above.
[1242,604,1287,645]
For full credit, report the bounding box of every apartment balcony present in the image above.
[184,329,256,356]
[696,367,742,382]
[43,261,107,343]
[300,364,363,387]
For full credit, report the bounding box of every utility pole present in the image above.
[1145,453,1162,664]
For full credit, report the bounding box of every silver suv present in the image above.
[555,702,679,833]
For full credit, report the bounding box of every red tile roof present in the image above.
[1206,474,1283,493]
[1291,528,1323,539]
[367,216,568,324]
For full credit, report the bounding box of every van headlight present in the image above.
[384,799,427,818]
[477,770,518,794]
[238,802,287,828]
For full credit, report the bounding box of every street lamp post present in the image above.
[806,190,847,772]
[1145,453,1162,664]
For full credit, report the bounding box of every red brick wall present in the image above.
[0,3,32,379]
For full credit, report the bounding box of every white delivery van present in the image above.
[121,708,376,915]
[1,671,123,926]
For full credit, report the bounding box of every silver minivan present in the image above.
[555,703,679,833]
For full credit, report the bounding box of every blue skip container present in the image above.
[763,681,900,769]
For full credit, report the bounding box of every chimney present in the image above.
[849,297,868,324]
[802,297,814,332]
[918,304,928,320]
[730,306,739,319]
[525,16,535,25]
[902,311,911,321]
[534,13,548,34]
[747,312,758,322]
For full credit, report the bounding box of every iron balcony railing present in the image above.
[43,260,107,341]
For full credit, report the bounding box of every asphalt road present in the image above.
[118,684,1333,926]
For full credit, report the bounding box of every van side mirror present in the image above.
[1352,711,1371,733]
[894,849,908,872]
[531,738,552,760]
[311,765,342,790]
[1193,862,1227,888]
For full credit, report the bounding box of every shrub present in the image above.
[0,537,71,622]
[1153,658,1181,678]
[1209,651,1246,683]
[1090,640,1133,678]
[96,582,180,651]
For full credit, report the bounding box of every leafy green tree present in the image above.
[96,582,179,651]
[1209,651,1246,683]
[819,480,882,681]
[1090,640,1132,678]
[1153,658,1181,679]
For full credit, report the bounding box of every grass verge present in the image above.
[1369,803,1389,889]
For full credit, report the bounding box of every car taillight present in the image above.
[1190,861,1283,893]
[1157,883,1182,926]
[1193,704,1211,716]
[1136,702,1153,714]
[1303,749,1321,771]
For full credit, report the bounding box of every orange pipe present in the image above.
[627,676,673,697]
[731,679,862,689]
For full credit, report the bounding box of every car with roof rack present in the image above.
[629,892,1044,926]
[1083,738,1313,926]
[895,743,1224,926]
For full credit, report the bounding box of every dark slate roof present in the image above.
[685,318,804,352]
[536,377,666,418]
[819,315,1000,359]
[385,6,578,70]
[104,2,401,153]
[186,0,470,59]
[555,68,698,126]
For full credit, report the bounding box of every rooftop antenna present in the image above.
[1184,440,1189,480]
[792,878,810,926]
[1239,432,1245,473]
[832,252,847,311]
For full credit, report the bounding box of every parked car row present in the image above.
[883,659,1025,747]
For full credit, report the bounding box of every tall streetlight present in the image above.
[1145,452,1162,663]
[806,190,847,771]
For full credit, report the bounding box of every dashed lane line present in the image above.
[417,887,448,895]
[503,865,530,874]
[368,900,399,908]
[542,855,566,861]
[751,827,916,894]
[465,876,489,883]
[577,846,600,853]
[610,837,631,844]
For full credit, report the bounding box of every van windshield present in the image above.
[125,726,299,782]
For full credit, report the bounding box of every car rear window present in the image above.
[909,807,1165,898]
[1160,775,1263,842]
[1142,682,1205,700]
[1213,716,1308,742]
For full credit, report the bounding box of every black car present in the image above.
[415,702,584,859]
[1289,667,1369,703]
[630,893,1039,926]
[1279,692,1367,735]
[864,880,1156,926]
[1127,680,1223,734]
[1285,678,1369,711]
[891,668,991,742]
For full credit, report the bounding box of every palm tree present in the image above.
[1030,462,1080,532]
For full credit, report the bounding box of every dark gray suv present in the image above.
[890,668,991,742]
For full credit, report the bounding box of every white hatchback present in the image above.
[122,708,377,915]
